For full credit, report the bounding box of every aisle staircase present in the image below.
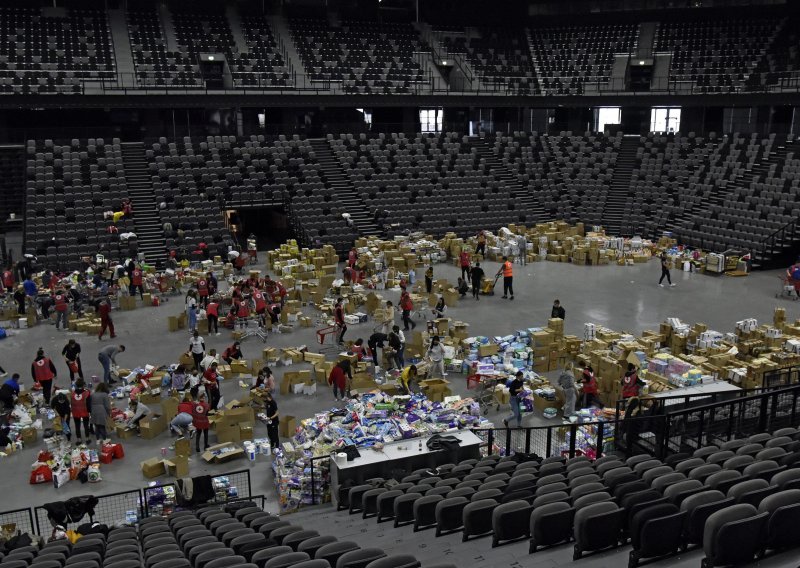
[308,139,384,236]
[602,135,639,235]
[120,143,167,266]
[474,137,545,224]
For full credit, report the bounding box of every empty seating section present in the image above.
[145,135,356,254]
[748,16,800,89]
[437,28,538,94]
[626,132,720,236]
[329,425,800,567]
[492,131,619,224]
[0,7,115,94]
[25,138,131,269]
[654,18,780,93]
[529,24,637,95]
[289,19,427,94]
[172,8,235,66]
[127,9,201,88]
[233,17,290,88]
[330,132,524,237]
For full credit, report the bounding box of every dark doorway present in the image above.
[235,207,290,251]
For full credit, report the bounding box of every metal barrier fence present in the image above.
[33,489,143,537]
[0,508,36,538]
[18,469,253,537]
[142,469,253,516]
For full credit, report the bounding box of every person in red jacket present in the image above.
[31,348,57,404]
[621,363,643,399]
[579,362,603,408]
[253,289,267,326]
[70,379,91,444]
[2,266,14,294]
[53,288,70,330]
[203,362,221,411]
[459,249,471,281]
[206,297,220,335]
[197,276,209,308]
[334,297,347,344]
[236,297,250,330]
[130,265,144,299]
[400,289,416,331]
[191,392,211,451]
[98,298,116,339]
[328,360,352,401]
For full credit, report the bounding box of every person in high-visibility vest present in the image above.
[496,256,515,300]
[53,288,70,330]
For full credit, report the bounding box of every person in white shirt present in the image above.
[200,348,219,372]
[188,330,205,372]
[427,335,446,378]
[381,300,395,334]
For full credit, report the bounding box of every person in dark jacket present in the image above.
[62,339,84,382]
[368,332,388,366]
[51,391,72,441]
[470,262,485,301]
[502,371,525,428]
[551,299,565,320]
[264,392,280,450]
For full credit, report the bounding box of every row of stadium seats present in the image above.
[2,6,798,95]
[335,426,800,566]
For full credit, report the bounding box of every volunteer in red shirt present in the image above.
[400,289,416,331]
[31,348,57,404]
[334,297,347,345]
[130,265,144,299]
[579,362,603,408]
[236,297,250,331]
[2,267,14,294]
[70,378,91,444]
[206,297,220,335]
[191,392,211,452]
[203,362,221,411]
[197,276,209,308]
[622,364,642,399]
[348,247,357,270]
[98,298,116,339]
[328,360,352,401]
[496,255,514,300]
[277,282,287,307]
[459,250,471,281]
[53,288,69,331]
[253,289,267,325]
[222,342,243,364]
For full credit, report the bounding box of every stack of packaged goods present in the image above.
[144,483,177,516]
[271,391,493,512]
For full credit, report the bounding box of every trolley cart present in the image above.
[481,274,500,296]
[776,275,799,300]
[316,325,340,353]
[468,373,503,415]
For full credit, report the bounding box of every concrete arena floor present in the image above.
[0,254,794,512]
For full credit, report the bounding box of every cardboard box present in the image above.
[174,437,191,457]
[215,422,243,443]
[202,442,245,464]
[139,392,161,405]
[168,316,180,332]
[478,343,499,357]
[164,455,189,478]
[20,427,37,444]
[141,458,166,479]
[230,359,250,374]
[279,416,297,438]
[161,397,179,421]
[115,425,136,439]
[140,413,167,440]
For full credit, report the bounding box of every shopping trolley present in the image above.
[776,275,799,301]
[468,372,503,415]
[316,325,340,353]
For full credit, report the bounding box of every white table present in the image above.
[330,430,482,506]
